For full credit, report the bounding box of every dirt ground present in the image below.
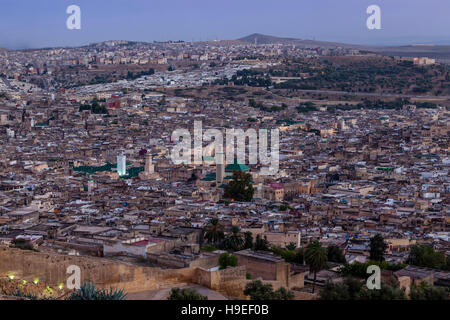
[126,284,229,300]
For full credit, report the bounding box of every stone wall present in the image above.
[236,252,289,286]
[196,266,248,298]
[0,246,196,293]
[0,246,304,299]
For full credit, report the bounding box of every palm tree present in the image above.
[304,240,328,293]
[224,226,244,251]
[204,218,224,245]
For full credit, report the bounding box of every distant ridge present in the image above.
[237,33,357,48]
[238,33,450,62]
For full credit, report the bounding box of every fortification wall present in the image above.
[0,246,196,293]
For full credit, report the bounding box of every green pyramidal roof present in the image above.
[225,159,249,172]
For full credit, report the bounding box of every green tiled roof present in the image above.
[73,162,116,174]
[119,166,144,179]
[225,159,249,172]
[201,172,216,181]
[73,161,132,175]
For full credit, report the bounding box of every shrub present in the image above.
[168,287,207,300]
[219,253,238,270]
[69,282,127,300]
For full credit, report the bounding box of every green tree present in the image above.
[272,287,295,300]
[203,218,224,245]
[369,234,386,262]
[223,226,245,251]
[243,232,253,249]
[286,242,297,251]
[244,280,294,300]
[11,238,35,251]
[271,245,298,263]
[357,281,407,300]
[408,244,448,270]
[320,277,407,300]
[254,234,270,251]
[304,240,328,293]
[294,248,304,264]
[410,282,449,300]
[320,277,364,300]
[327,245,346,263]
[224,171,254,202]
[167,287,207,300]
[218,252,238,270]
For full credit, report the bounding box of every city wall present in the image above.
[0,246,196,293]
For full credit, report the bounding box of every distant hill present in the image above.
[238,33,358,49]
[238,33,450,63]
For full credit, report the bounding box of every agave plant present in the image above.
[69,282,127,300]
[11,289,39,300]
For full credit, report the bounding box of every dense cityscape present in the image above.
[0,31,449,302]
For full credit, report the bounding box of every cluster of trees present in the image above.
[270,243,345,268]
[273,59,448,95]
[320,277,407,300]
[203,218,269,252]
[248,98,287,112]
[320,277,449,300]
[326,98,437,113]
[126,68,155,80]
[243,280,294,300]
[339,260,406,278]
[296,102,318,113]
[79,99,108,114]
[215,69,272,88]
[338,234,403,276]
[408,244,450,271]
[410,282,449,300]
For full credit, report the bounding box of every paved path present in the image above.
[126,284,228,300]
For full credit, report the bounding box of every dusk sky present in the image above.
[1,0,449,49]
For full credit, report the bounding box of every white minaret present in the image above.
[117,154,127,176]
[88,179,94,193]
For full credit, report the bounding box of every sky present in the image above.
[0,0,449,49]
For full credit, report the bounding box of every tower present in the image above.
[117,154,127,176]
[216,152,225,185]
[145,153,154,175]
[88,179,94,193]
